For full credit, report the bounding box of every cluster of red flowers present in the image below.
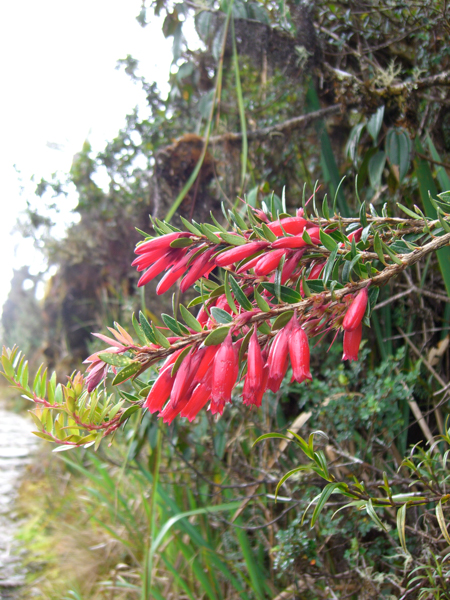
[85,211,370,420]
[143,312,313,424]
[141,288,368,424]
[133,215,363,294]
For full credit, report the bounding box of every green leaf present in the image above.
[397,503,408,553]
[366,105,384,144]
[365,498,388,532]
[254,287,270,312]
[224,271,238,314]
[436,500,450,545]
[274,466,311,500]
[170,237,194,248]
[32,431,55,442]
[272,311,294,331]
[152,324,171,348]
[180,215,202,235]
[397,203,422,219]
[209,211,228,232]
[201,224,222,244]
[112,362,142,386]
[204,326,231,346]
[252,432,293,446]
[261,222,277,242]
[132,313,148,345]
[373,232,387,265]
[179,304,202,332]
[261,283,301,303]
[322,246,339,287]
[310,483,342,527]
[229,275,253,310]
[162,313,189,336]
[319,229,338,251]
[119,405,141,424]
[210,307,233,324]
[98,353,134,367]
[368,151,386,189]
[139,312,157,345]
[386,128,411,181]
[220,232,247,246]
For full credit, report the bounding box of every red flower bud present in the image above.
[180,367,214,421]
[271,227,320,249]
[342,323,363,361]
[289,320,312,384]
[266,323,291,392]
[254,249,286,276]
[267,217,307,236]
[215,242,269,267]
[144,363,176,413]
[170,348,202,409]
[342,288,369,332]
[137,249,181,287]
[347,227,363,244]
[210,333,239,415]
[242,328,264,405]
[180,248,216,293]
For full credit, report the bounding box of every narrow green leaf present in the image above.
[272,311,294,331]
[261,283,301,303]
[322,246,338,287]
[210,307,233,324]
[436,500,450,545]
[139,312,157,344]
[397,503,408,553]
[373,232,387,265]
[220,232,247,246]
[201,223,222,243]
[319,229,338,251]
[98,353,134,368]
[179,304,202,332]
[224,271,238,314]
[112,362,142,386]
[261,222,277,242]
[204,326,231,346]
[310,483,342,527]
[180,215,202,235]
[254,287,270,312]
[152,324,171,348]
[229,275,253,310]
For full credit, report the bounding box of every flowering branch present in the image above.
[3,189,450,447]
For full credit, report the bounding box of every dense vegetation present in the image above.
[3,1,450,598]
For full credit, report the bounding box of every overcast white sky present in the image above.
[0,0,172,315]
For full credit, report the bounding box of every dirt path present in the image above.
[0,407,36,599]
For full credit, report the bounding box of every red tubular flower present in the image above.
[137,249,181,287]
[144,363,176,413]
[180,248,216,293]
[132,248,168,271]
[342,288,369,332]
[85,361,109,392]
[242,328,265,406]
[271,226,320,249]
[196,304,209,327]
[266,323,291,392]
[267,217,307,236]
[170,348,205,408]
[342,323,363,361]
[159,395,191,425]
[180,367,214,421]
[289,319,312,384]
[156,263,188,295]
[194,345,219,383]
[253,249,286,276]
[347,227,363,244]
[135,232,191,255]
[215,242,269,267]
[210,333,239,415]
